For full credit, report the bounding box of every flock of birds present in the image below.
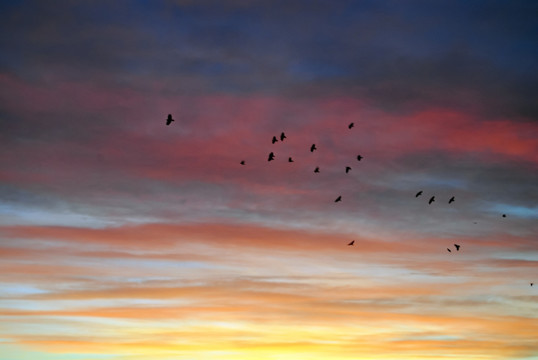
[165,114,532,286]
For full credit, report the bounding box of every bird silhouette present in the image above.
[310,144,317,152]
[314,166,320,173]
[335,195,342,202]
[447,248,452,252]
[272,136,278,144]
[454,244,460,251]
[166,114,174,125]
[348,240,354,246]
[449,196,455,204]
[288,157,294,163]
[240,160,245,165]
[531,283,534,287]
[280,132,286,141]
[428,196,435,204]
[502,214,506,217]
[268,152,275,161]
[415,191,423,197]
[345,166,352,173]
[357,155,363,161]
[348,122,354,129]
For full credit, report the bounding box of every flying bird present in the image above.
[428,196,435,204]
[449,196,455,204]
[348,240,354,246]
[348,122,354,129]
[334,196,342,203]
[268,152,275,161]
[310,144,317,152]
[240,160,245,165]
[502,214,506,217]
[345,166,352,173]
[415,191,423,197]
[447,248,452,253]
[272,136,278,144]
[314,166,320,173]
[288,157,294,163]
[531,283,534,287]
[454,244,460,251]
[280,132,286,141]
[165,114,174,125]
[357,155,363,161]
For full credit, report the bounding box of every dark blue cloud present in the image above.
[1,0,536,118]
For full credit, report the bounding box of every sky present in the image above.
[0,0,537,359]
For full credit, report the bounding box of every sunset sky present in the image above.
[1,1,537,359]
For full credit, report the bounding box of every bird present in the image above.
[447,248,452,252]
[240,160,245,165]
[314,166,320,173]
[415,191,423,197]
[310,144,317,152]
[449,196,455,204]
[502,214,506,218]
[288,157,294,163]
[166,114,174,125]
[334,196,342,203]
[531,283,534,287]
[345,166,351,174]
[348,122,354,129]
[348,240,354,246]
[280,132,286,141]
[272,136,278,144]
[454,244,460,251]
[268,152,275,161]
[357,155,363,161]
[428,196,435,204]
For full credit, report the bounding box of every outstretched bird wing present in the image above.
[429,196,435,204]
[416,191,423,197]
[348,240,354,246]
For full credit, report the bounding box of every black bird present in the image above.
[240,160,245,165]
[415,191,423,197]
[310,144,317,152]
[335,195,342,203]
[454,244,460,251]
[272,136,278,144]
[531,283,534,286]
[345,166,352,174]
[447,248,452,253]
[268,152,275,161]
[166,114,174,125]
[502,214,506,218]
[357,155,363,161]
[314,166,320,173]
[280,132,286,141]
[428,196,435,204]
[449,196,455,204]
[348,240,354,246]
[348,122,354,129]
[288,157,294,163]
